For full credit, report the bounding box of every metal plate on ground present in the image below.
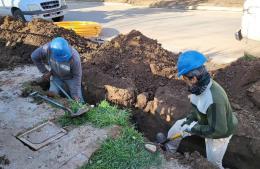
[17,121,67,150]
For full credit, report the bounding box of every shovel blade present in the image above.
[70,106,91,117]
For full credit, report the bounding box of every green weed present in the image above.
[70,100,85,112]
[241,54,257,61]
[57,100,130,127]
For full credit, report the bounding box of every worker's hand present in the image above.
[181,120,191,127]
[182,130,192,137]
[42,71,52,81]
[184,121,198,133]
[47,91,57,98]
[184,128,192,133]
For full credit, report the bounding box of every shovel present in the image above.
[144,133,182,153]
[51,80,92,117]
[30,92,91,117]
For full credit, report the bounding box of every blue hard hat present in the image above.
[50,37,72,62]
[177,50,207,77]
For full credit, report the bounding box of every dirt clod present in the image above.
[105,82,136,107]
[135,92,149,109]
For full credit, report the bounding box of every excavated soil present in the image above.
[0,16,99,70]
[214,58,260,121]
[84,30,179,99]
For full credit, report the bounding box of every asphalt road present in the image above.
[65,2,243,64]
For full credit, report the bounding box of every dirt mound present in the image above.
[84,30,179,101]
[214,57,260,119]
[0,16,99,70]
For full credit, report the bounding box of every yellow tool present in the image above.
[55,21,102,38]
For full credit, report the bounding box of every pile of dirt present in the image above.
[83,30,180,102]
[214,57,260,120]
[0,16,99,70]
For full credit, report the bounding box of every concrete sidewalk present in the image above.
[0,66,113,169]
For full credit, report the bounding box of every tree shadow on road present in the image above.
[150,0,207,8]
[65,7,191,23]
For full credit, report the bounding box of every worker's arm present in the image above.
[182,106,197,126]
[31,44,49,74]
[190,103,228,138]
[67,48,82,101]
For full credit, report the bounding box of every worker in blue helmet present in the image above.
[165,50,238,169]
[31,37,84,102]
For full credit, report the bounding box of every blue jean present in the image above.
[49,76,84,103]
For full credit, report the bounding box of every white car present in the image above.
[0,0,68,22]
[236,0,260,57]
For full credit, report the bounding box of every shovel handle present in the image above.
[52,80,73,101]
[35,94,72,113]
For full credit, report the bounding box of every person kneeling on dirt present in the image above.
[31,37,84,102]
[166,50,238,169]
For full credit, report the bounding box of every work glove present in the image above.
[181,131,192,137]
[181,120,191,127]
[184,121,198,133]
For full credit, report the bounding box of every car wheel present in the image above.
[13,9,26,22]
[52,16,64,22]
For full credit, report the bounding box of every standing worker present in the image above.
[31,37,84,102]
[166,50,238,169]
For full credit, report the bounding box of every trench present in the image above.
[131,108,260,169]
[21,80,259,169]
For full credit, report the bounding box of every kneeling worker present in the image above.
[31,37,84,102]
[167,50,238,169]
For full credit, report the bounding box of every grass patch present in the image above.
[70,100,86,112]
[82,127,162,169]
[58,100,162,169]
[57,100,130,127]
[241,54,257,61]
